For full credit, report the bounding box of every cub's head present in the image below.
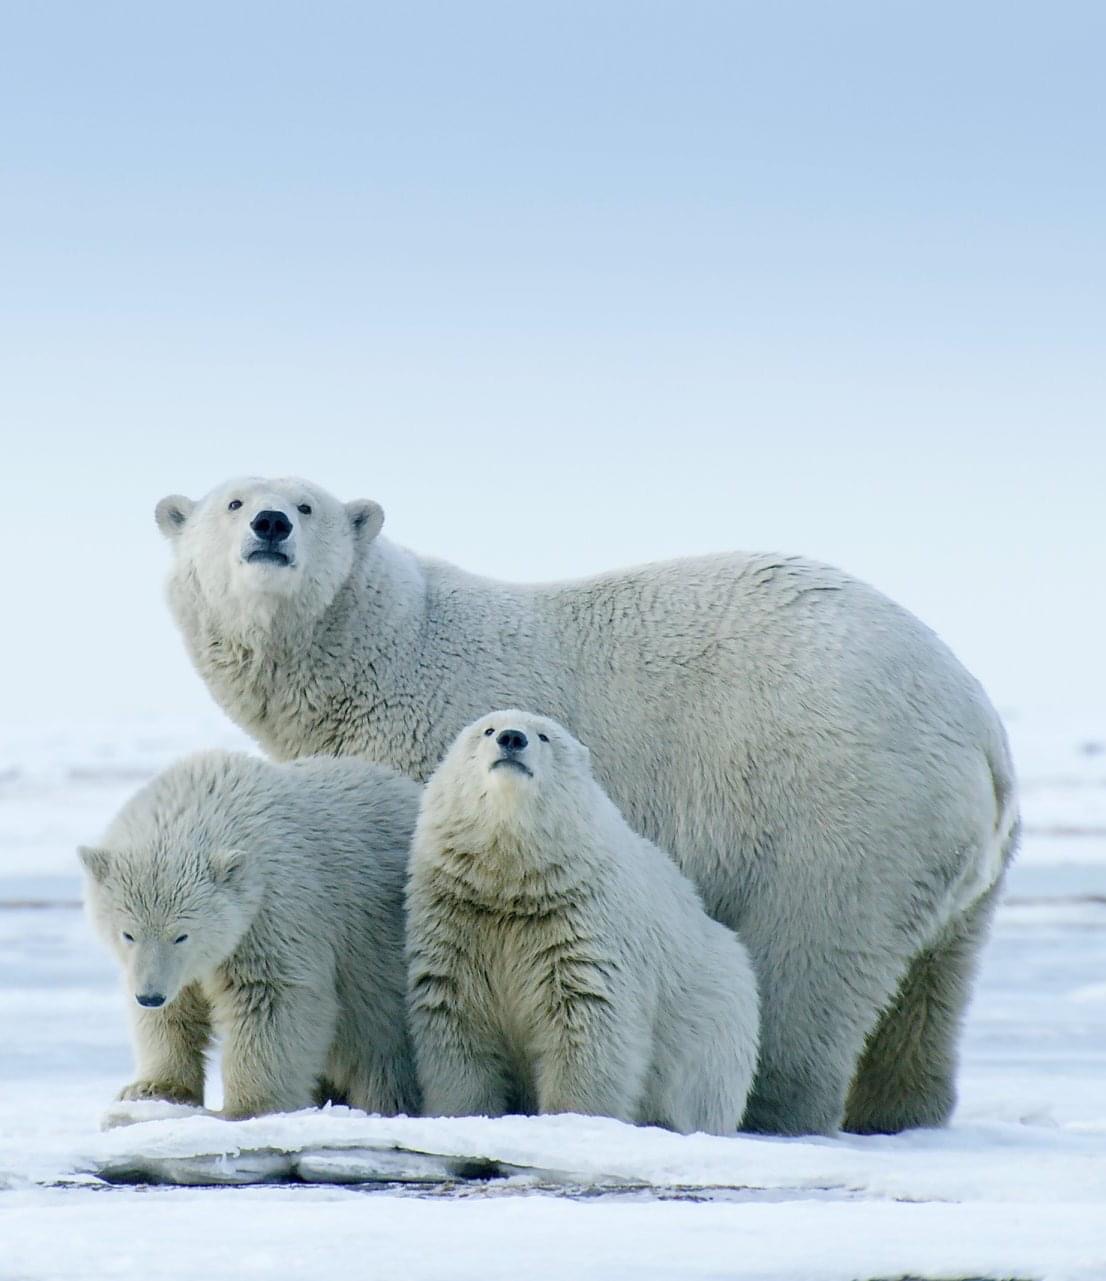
[427,709,594,834]
[155,477,383,629]
[78,843,258,1009]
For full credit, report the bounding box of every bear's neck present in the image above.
[422,806,602,911]
[176,539,432,770]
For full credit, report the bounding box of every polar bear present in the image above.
[156,476,1019,1135]
[79,750,421,1119]
[407,710,760,1134]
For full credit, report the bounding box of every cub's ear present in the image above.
[345,499,384,543]
[210,848,248,888]
[78,846,112,882]
[155,495,196,539]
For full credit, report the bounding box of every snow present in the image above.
[83,1103,1106,1205]
[2,713,1105,1279]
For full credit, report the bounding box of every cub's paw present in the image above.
[118,1080,203,1106]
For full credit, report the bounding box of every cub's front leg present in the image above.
[214,978,339,1119]
[119,983,211,1106]
[533,957,648,1123]
[408,967,513,1118]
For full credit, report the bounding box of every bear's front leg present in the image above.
[533,984,647,1123]
[216,980,339,1119]
[119,983,210,1106]
[408,971,513,1118]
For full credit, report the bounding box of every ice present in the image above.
[1,711,1105,1279]
[80,1104,1106,1207]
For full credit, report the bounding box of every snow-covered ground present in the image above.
[1,710,1105,1280]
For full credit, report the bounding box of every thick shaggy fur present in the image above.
[79,751,421,1119]
[407,711,759,1134]
[157,477,1019,1135]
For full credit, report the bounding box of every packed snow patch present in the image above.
[84,1101,1106,1210]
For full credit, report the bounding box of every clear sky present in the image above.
[1,1,1103,729]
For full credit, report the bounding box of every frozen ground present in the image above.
[1,710,1105,1280]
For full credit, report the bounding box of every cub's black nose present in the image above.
[496,729,528,752]
[136,993,166,1008]
[250,509,293,542]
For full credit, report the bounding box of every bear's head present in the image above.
[78,842,260,1009]
[427,708,595,839]
[155,477,384,633]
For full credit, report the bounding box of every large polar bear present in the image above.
[407,710,760,1135]
[156,477,1019,1136]
[79,750,421,1119]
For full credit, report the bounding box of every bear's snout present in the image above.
[250,510,293,543]
[496,729,528,752]
[136,992,166,1008]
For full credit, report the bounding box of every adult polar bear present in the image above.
[156,476,1018,1137]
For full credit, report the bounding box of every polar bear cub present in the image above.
[80,751,421,1119]
[407,710,760,1135]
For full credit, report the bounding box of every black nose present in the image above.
[136,993,166,1008]
[250,509,293,543]
[497,729,528,752]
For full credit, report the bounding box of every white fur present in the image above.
[407,711,759,1135]
[80,750,421,1119]
[158,475,1019,1135]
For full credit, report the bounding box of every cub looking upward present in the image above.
[406,710,760,1135]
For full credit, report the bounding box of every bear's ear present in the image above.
[345,499,384,543]
[210,848,248,888]
[78,845,112,882]
[155,495,196,540]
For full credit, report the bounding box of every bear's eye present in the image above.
[538,733,549,743]
[228,499,242,511]
[297,503,312,515]
[484,727,495,737]
[121,931,134,944]
[173,934,189,944]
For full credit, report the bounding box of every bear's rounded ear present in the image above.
[78,845,112,882]
[210,848,247,887]
[346,499,384,543]
[155,495,196,540]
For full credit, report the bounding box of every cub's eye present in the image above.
[297,503,312,515]
[538,733,549,743]
[228,499,242,511]
[121,932,134,943]
[484,727,495,737]
[173,934,189,944]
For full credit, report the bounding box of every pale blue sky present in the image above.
[1,1,1103,727]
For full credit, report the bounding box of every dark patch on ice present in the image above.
[866,1276,1031,1281]
[0,899,83,911]
[446,1158,501,1181]
[83,1166,867,1202]
[1004,894,1106,906]
[67,767,157,784]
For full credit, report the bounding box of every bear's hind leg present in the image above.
[120,983,210,1106]
[739,933,908,1136]
[330,1034,420,1118]
[843,877,1004,1135]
